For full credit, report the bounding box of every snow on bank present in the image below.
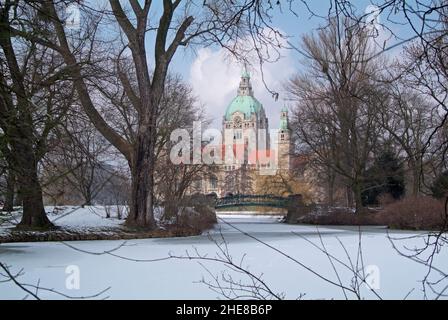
[49,206,125,229]
[1,215,446,300]
[0,206,125,232]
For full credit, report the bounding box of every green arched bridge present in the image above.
[215,194,294,209]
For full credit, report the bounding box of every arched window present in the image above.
[209,175,218,189]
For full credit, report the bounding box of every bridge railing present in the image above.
[215,194,294,208]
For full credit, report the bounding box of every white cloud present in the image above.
[189,44,295,130]
[364,4,402,61]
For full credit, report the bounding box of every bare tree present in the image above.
[42,107,116,206]
[4,0,286,229]
[287,18,384,212]
[153,74,209,218]
[0,2,74,228]
[0,166,15,212]
[255,170,314,201]
[223,164,254,195]
[377,83,436,196]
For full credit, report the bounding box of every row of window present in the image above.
[225,120,267,128]
[226,122,257,129]
[224,163,272,170]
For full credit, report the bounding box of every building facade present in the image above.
[190,70,292,196]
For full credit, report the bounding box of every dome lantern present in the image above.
[224,70,265,121]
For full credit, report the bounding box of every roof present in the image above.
[280,118,288,130]
[225,95,263,120]
[241,69,250,78]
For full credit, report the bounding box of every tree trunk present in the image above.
[14,142,53,229]
[352,182,364,214]
[83,190,92,206]
[327,171,335,207]
[14,189,22,206]
[346,185,354,208]
[126,125,156,229]
[0,21,52,229]
[1,170,15,212]
[17,178,52,229]
[410,160,421,196]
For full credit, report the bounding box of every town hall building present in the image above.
[190,70,292,196]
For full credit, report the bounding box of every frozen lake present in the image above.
[1,215,447,300]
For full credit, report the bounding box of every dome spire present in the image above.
[241,63,250,79]
[238,65,253,97]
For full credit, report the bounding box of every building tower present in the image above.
[222,69,270,170]
[278,105,291,170]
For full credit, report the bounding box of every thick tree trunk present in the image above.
[17,178,52,229]
[0,21,52,229]
[14,143,53,229]
[2,170,14,212]
[126,125,156,229]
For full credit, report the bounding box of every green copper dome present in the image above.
[280,105,289,129]
[225,95,263,120]
[280,118,288,130]
[241,69,250,78]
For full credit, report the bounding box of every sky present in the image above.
[169,2,321,130]
[165,0,415,130]
[84,0,417,131]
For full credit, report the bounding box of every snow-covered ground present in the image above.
[0,206,125,234]
[1,209,447,300]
